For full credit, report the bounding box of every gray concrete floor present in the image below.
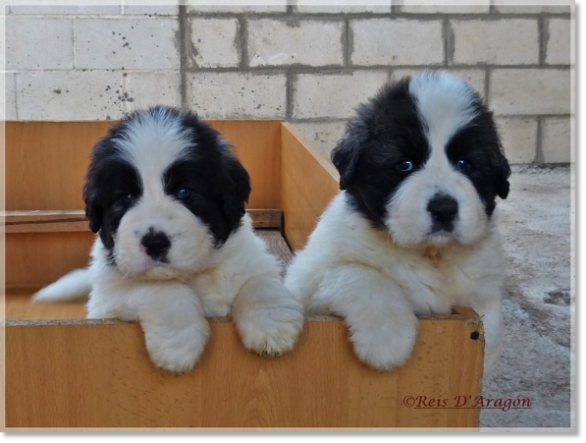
[481,165,574,429]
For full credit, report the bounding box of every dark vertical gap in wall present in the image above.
[484,68,491,105]
[286,71,294,121]
[535,118,545,164]
[539,16,549,66]
[178,4,189,111]
[239,16,249,69]
[443,18,454,66]
[343,17,351,68]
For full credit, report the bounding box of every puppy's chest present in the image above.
[385,248,478,312]
[188,267,244,317]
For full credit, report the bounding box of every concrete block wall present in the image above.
[2,0,574,164]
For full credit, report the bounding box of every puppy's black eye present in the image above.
[455,159,473,173]
[176,187,192,200]
[120,193,135,204]
[396,160,414,173]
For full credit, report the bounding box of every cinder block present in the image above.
[390,68,486,98]
[248,18,344,67]
[495,118,538,164]
[489,69,571,115]
[292,71,388,119]
[6,17,73,70]
[395,1,489,14]
[10,2,121,15]
[546,18,573,65]
[451,19,539,65]
[186,72,287,119]
[189,18,240,68]
[75,18,180,70]
[123,71,182,112]
[351,19,444,66]
[542,117,573,163]
[15,71,125,121]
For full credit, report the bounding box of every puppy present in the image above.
[34,106,304,374]
[285,71,510,373]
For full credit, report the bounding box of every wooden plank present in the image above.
[4,310,483,428]
[280,123,340,252]
[5,232,95,291]
[1,209,282,234]
[5,121,281,211]
[247,209,282,229]
[5,122,111,211]
[5,227,288,292]
[2,210,88,233]
[5,293,87,320]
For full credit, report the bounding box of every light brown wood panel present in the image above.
[2,210,89,233]
[4,229,291,292]
[4,310,483,428]
[5,120,282,211]
[280,123,340,251]
[5,122,112,211]
[1,209,282,234]
[5,294,87,320]
[5,231,95,291]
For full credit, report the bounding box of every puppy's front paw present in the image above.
[350,320,418,372]
[142,322,210,375]
[237,302,304,359]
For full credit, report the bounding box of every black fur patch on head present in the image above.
[332,78,430,228]
[331,75,510,226]
[162,110,251,246]
[83,106,251,253]
[84,128,143,251]
[445,107,511,216]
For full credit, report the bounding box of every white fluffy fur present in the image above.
[286,194,504,373]
[286,72,505,373]
[409,71,479,151]
[34,110,303,374]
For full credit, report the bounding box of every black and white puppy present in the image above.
[34,106,303,374]
[285,71,510,373]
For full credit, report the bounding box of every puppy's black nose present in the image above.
[427,194,459,223]
[141,230,171,260]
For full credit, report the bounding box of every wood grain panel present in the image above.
[5,120,281,211]
[5,310,483,428]
[4,229,290,292]
[1,209,282,234]
[5,122,111,211]
[5,231,95,291]
[5,294,87,320]
[280,123,340,251]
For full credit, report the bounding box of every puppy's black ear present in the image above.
[332,130,366,190]
[222,153,251,224]
[331,101,374,190]
[494,152,511,199]
[83,136,113,234]
[83,189,103,233]
[490,130,511,200]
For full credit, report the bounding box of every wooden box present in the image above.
[1,121,484,430]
